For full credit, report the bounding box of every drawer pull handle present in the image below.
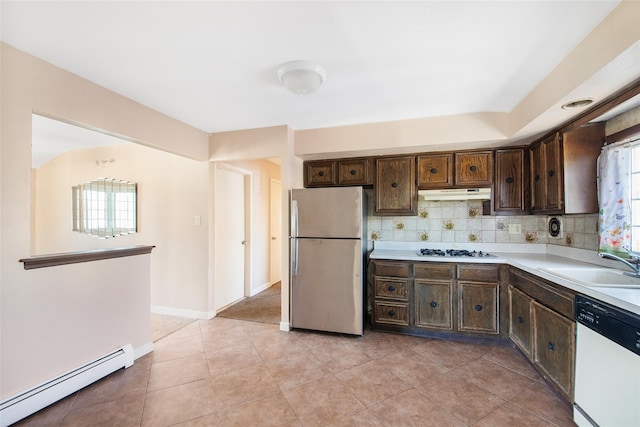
[535,174,540,182]
[548,169,555,177]
[388,285,396,292]
[391,182,398,188]
[474,304,483,311]
[470,165,477,172]
[430,168,438,174]
[517,316,524,324]
[350,169,357,175]
[430,301,438,308]
[506,177,514,184]
[388,309,396,317]
[318,171,324,177]
[548,342,555,352]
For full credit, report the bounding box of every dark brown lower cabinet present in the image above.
[509,268,576,403]
[414,280,453,330]
[532,301,575,402]
[508,285,533,358]
[458,282,498,334]
[370,260,506,340]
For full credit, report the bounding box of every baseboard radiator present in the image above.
[0,344,134,427]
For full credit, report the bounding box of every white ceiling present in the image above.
[2,0,633,140]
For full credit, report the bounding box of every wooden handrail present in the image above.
[19,245,155,270]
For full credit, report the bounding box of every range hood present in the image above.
[419,188,491,201]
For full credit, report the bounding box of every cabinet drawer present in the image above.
[374,301,409,326]
[374,277,409,301]
[413,263,454,280]
[510,269,575,319]
[458,264,500,282]
[373,261,410,278]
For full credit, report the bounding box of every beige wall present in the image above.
[1,43,209,398]
[33,143,210,313]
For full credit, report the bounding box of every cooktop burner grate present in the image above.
[418,248,496,258]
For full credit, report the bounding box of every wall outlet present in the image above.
[508,224,521,234]
[194,215,201,226]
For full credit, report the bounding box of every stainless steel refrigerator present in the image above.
[290,186,367,335]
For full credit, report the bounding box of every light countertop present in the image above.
[370,245,640,316]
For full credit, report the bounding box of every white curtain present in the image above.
[597,143,632,255]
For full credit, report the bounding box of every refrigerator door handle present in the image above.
[291,200,299,275]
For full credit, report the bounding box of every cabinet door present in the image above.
[532,301,575,401]
[562,124,603,214]
[415,280,453,330]
[416,153,454,189]
[455,151,493,187]
[337,158,372,186]
[494,148,529,214]
[458,282,498,334]
[508,285,533,357]
[530,141,546,212]
[375,156,416,215]
[543,134,563,212]
[304,160,336,187]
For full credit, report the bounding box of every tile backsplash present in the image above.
[365,190,598,251]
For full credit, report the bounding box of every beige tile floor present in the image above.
[15,317,575,426]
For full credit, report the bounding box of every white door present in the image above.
[269,179,282,285]
[215,165,246,310]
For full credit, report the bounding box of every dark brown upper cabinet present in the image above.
[304,160,336,187]
[455,151,494,187]
[304,157,373,187]
[375,156,417,216]
[561,124,604,214]
[494,148,529,214]
[530,133,563,213]
[417,150,493,189]
[530,124,603,214]
[336,157,373,186]
[416,153,454,188]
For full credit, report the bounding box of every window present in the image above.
[72,178,137,238]
[631,143,640,251]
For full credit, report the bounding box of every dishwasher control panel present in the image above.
[576,295,640,356]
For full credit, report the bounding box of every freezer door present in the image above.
[291,187,363,238]
[291,238,363,335]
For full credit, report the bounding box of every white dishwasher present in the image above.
[574,295,640,427]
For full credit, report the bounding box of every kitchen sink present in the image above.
[538,267,640,288]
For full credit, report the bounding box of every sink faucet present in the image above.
[598,250,640,277]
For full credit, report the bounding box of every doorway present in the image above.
[215,158,282,325]
[270,178,282,285]
[214,163,250,311]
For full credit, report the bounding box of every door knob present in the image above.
[271,237,276,240]
[241,241,247,245]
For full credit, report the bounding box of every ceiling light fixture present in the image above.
[277,61,326,95]
[561,98,594,110]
